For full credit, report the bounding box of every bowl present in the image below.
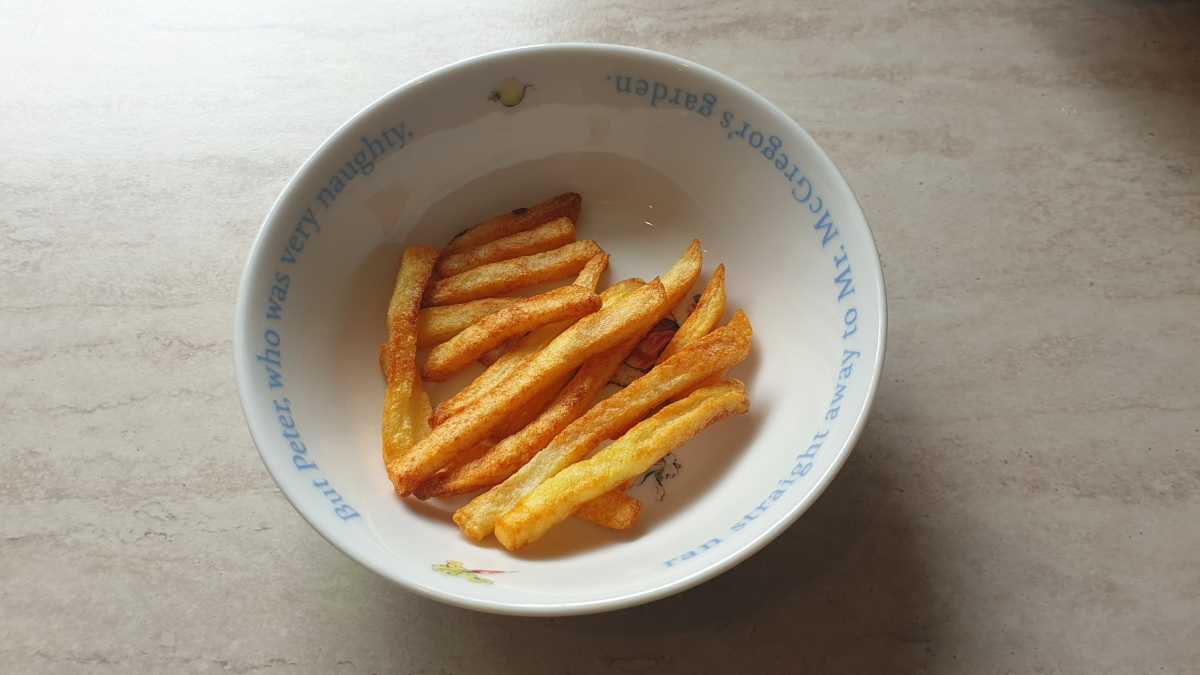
[234,43,886,616]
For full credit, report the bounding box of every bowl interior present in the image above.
[235,45,884,615]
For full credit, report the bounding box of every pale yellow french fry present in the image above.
[445,192,581,254]
[422,285,600,381]
[658,263,726,363]
[453,310,753,540]
[380,246,439,467]
[388,280,668,495]
[416,298,516,349]
[425,240,603,306]
[495,380,749,550]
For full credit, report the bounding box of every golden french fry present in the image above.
[575,489,642,530]
[388,280,668,495]
[422,377,569,494]
[431,277,641,427]
[659,239,703,313]
[437,217,577,277]
[416,298,516,349]
[445,192,582,254]
[658,264,726,362]
[602,239,702,375]
[453,310,753,540]
[495,380,749,550]
[425,240,604,306]
[381,246,439,467]
[417,331,640,498]
[422,285,601,381]
[572,252,609,292]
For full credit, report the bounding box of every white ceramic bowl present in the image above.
[234,44,885,616]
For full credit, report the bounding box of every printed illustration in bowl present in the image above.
[234,44,886,616]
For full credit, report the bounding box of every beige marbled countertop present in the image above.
[2,2,1197,673]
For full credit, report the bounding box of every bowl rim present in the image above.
[234,42,888,616]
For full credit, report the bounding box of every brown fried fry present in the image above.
[415,298,516,349]
[387,280,668,495]
[437,217,577,277]
[380,246,439,467]
[575,489,642,530]
[495,380,749,550]
[422,285,601,381]
[425,240,604,306]
[658,263,726,362]
[431,277,641,427]
[445,192,582,254]
[453,310,753,540]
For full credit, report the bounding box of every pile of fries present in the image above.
[380,192,753,551]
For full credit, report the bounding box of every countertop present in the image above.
[2,1,1197,673]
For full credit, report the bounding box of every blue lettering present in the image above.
[650,82,668,106]
[334,504,360,521]
[316,187,336,209]
[382,124,407,148]
[813,210,838,247]
[834,265,856,301]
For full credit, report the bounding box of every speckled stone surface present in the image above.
[2,1,1198,673]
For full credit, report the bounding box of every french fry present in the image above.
[572,252,609,292]
[380,246,439,467]
[425,240,603,306]
[493,371,573,439]
[416,330,641,498]
[658,264,725,362]
[388,280,669,495]
[495,380,749,550]
[424,376,571,492]
[431,276,640,427]
[659,239,703,313]
[566,246,705,521]
[437,217,576,277]
[445,192,582,254]
[575,489,642,530]
[422,285,601,381]
[453,310,753,540]
[416,298,516,349]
